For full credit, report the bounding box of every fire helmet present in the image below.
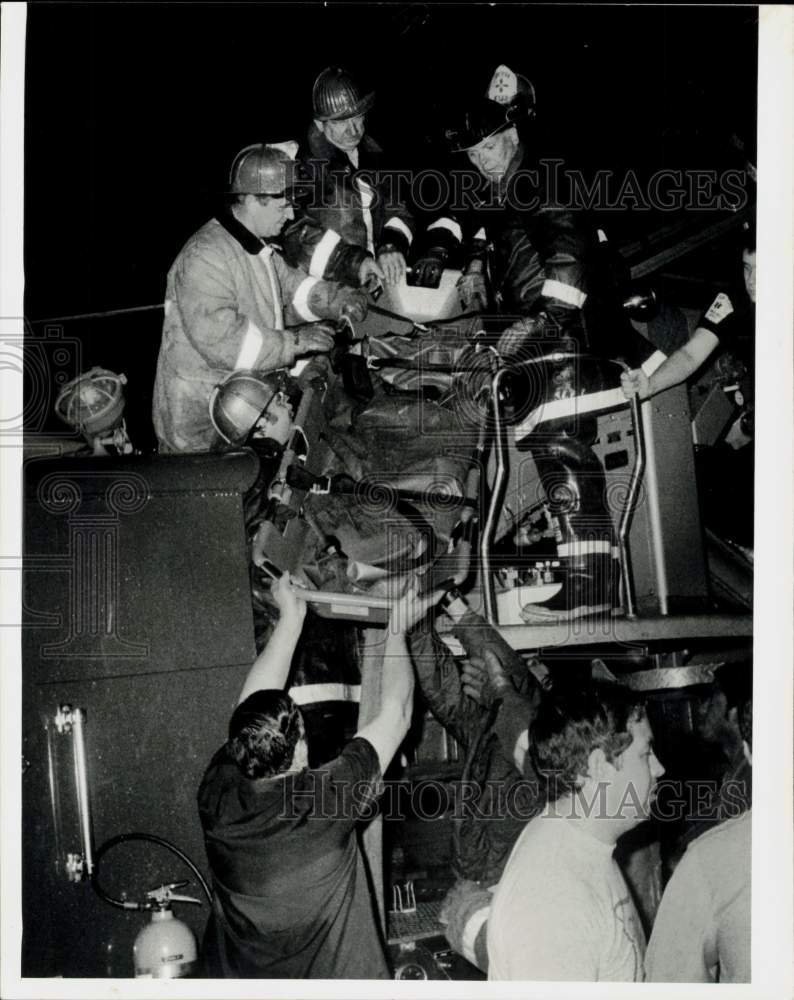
[312,67,375,122]
[229,143,298,197]
[445,64,536,153]
[209,370,288,446]
[55,367,127,437]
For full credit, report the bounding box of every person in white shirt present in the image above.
[487,682,665,981]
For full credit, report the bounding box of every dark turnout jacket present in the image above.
[282,123,416,287]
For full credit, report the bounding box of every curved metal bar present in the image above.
[480,365,513,625]
[618,393,646,619]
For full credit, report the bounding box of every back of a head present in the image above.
[529,682,646,802]
[227,690,303,780]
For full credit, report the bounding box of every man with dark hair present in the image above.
[645,687,751,982]
[486,683,665,981]
[621,230,755,400]
[198,573,440,978]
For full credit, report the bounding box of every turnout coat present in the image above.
[153,211,348,453]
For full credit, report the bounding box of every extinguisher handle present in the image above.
[145,881,202,906]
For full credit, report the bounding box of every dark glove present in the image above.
[457,271,487,311]
[333,287,368,323]
[412,247,448,289]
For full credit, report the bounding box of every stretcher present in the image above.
[246,275,752,652]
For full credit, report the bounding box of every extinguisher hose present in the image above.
[91,832,213,910]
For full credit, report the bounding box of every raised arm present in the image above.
[236,574,306,705]
[407,617,484,749]
[355,582,443,773]
[621,326,720,401]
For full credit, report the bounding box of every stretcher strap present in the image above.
[367,302,483,327]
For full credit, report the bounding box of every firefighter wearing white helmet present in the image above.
[281,67,416,289]
[152,142,367,453]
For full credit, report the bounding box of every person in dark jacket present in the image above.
[407,601,546,970]
[282,66,416,290]
[413,65,594,352]
[413,65,622,621]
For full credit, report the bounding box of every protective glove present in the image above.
[457,271,487,311]
[376,247,407,286]
[292,322,336,355]
[412,248,448,289]
[496,316,539,359]
[358,256,385,288]
[329,286,368,323]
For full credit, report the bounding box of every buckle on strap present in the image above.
[309,474,332,495]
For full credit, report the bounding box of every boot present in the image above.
[521,427,617,622]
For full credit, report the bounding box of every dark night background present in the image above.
[23,3,758,445]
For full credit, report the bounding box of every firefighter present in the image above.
[414,65,619,621]
[281,66,416,289]
[152,142,367,453]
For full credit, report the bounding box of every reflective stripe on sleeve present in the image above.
[287,683,362,705]
[308,229,342,278]
[427,217,463,243]
[234,320,265,369]
[542,278,587,308]
[384,216,414,247]
[292,276,322,322]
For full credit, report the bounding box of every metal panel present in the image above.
[592,384,710,615]
[22,453,258,977]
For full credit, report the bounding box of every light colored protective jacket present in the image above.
[153,214,346,453]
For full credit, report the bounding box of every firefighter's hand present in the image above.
[461,650,513,708]
[497,317,535,359]
[358,256,385,288]
[272,572,307,629]
[294,322,336,356]
[336,287,369,323]
[413,252,446,289]
[620,368,650,400]
[377,249,407,287]
[457,271,487,312]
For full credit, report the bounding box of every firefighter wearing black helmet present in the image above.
[281,67,417,290]
[413,64,593,350]
[152,142,367,453]
[414,66,618,623]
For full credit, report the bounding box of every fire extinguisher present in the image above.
[91,832,212,978]
[133,881,200,979]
